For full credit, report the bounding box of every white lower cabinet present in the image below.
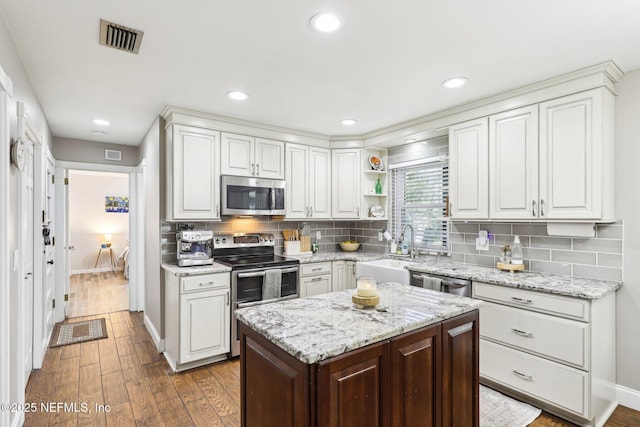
[331,260,357,292]
[164,271,230,372]
[300,262,331,297]
[474,282,616,426]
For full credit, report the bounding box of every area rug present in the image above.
[49,318,108,347]
[480,384,542,427]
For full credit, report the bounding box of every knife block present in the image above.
[284,240,301,255]
[300,236,311,253]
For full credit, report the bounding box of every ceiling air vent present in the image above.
[99,19,144,54]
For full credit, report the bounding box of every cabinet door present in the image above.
[331,261,345,292]
[300,275,331,297]
[489,106,539,220]
[255,138,285,179]
[332,149,361,218]
[285,143,309,219]
[317,341,389,427]
[309,147,331,218]
[539,90,602,219]
[221,132,254,177]
[441,310,479,427]
[170,125,220,219]
[180,288,230,363]
[345,261,357,290]
[390,324,441,427]
[449,118,489,219]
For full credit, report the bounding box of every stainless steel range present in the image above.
[213,233,299,357]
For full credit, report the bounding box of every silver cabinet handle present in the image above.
[256,164,259,176]
[540,199,545,217]
[311,277,323,282]
[532,200,536,217]
[306,206,310,217]
[216,203,220,217]
[511,296,533,304]
[357,207,360,217]
[312,267,322,272]
[226,291,230,305]
[512,370,533,381]
[310,206,313,217]
[511,328,533,338]
[251,163,255,176]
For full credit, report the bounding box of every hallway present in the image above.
[68,271,128,318]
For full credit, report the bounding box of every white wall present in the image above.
[139,117,164,348]
[614,70,640,393]
[54,136,139,166]
[0,16,52,427]
[68,170,129,273]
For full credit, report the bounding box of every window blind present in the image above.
[391,160,449,252]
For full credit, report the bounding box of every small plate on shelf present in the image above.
[369,204,384,217]
[369,155,384,171]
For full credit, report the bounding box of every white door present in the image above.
[309,147,331,219]
[331,261,345,292]
[285,143,308,219]
[42,152,56,347]
[20,139,34,383]
[220,132,254,176]
[331,149,360,219]
[449,118,489,219]
[255,138,284,179]
[489,106,539,220]
[539,90,601,219]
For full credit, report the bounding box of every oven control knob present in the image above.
[215,238,221,244]
[222,238,227,243]
[194,233,201,240]
[269,236,274,242]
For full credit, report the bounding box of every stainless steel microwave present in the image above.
[221,175,286,216]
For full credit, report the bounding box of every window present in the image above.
[391,159,449,252]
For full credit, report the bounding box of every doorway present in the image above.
[67,170,129,317]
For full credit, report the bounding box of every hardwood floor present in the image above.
[69,271,129,318]
[24,308,640,426]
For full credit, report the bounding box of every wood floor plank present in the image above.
[101,371,129,407]
[76,390,106,427]
[183,397,225,427]
[192,373,239,417]
[115,336,136,357]
[172,372,206,405]
[55,355,80,387]
[156,397,194,427]
[79,340,100,367]
[104,402,135,427]
[98,340,122,376]
[40,346,62,373]
[60,343,81,360]
[120,354,145,384]
[125,380,164,426]
[141,362,173,397]
[209,363,239,390]
[221,412,241,427]
[79,363,103,395]
[48,383,79,425]
[133,339,161,365]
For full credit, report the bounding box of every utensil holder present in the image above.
[284,241,301,255]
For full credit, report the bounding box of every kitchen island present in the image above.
[236,282,482,427]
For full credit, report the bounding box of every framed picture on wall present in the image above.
[105,196,129,213]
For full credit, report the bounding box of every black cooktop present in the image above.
[215,254,299,270]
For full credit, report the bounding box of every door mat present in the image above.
[49,318,108,347]
[480,384,542,427]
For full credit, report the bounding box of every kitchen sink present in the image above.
[356,258,417,285]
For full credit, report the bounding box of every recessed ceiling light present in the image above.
[227,91,249,101]
[92,130,107,135]
[341,119,357,126]
[405,138,417,143]
[310,12,343,33]
[92,119,110,126]
[442,77,468,89]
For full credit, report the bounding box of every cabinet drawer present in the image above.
[480,302,589,369]
[473,282,589,321]
[301,274,331,297]
[480,339,589,418]
[181,273,230,293]
[301,262,331,276]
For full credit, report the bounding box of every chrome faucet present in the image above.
[400,224,416,259]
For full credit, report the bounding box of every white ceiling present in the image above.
[1,0,639,146]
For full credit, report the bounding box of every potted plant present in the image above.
[500,244,512,264]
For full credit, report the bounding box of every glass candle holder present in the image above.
[356,276,377,297]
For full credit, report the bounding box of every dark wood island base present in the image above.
[240,309,479,427]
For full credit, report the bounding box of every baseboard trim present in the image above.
[144,314,164,353]
[617,384,640,411]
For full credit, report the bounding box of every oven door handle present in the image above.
[271,188,276,211]
[237,267,299,279]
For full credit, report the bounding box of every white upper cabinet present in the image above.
[539,88,613,220]
[449,118,489,219]
[221,132,284,179]
[166,124,220,220]
[332,149,361,219]
[285,143,330,219]
[489,106,539,220]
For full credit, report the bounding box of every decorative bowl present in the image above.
[339,241,361,252]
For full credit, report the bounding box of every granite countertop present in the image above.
[286,251,385,264]
[162,262,231,276]
[406,261,622,300]
[235,282,482,364]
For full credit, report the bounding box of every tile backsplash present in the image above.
[161,218,390,264]
[448,221,624,282]
[161,218,624,282]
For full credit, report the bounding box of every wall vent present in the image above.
[105,149,122,162]
[99,19,144,54]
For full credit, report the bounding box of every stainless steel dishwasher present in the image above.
[408,270,472,297]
